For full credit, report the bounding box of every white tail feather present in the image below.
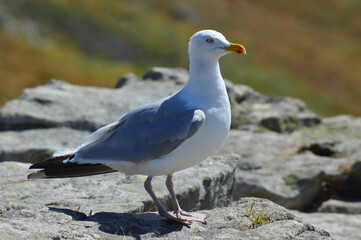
[53,148,77,157]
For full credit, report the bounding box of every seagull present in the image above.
[28,29,246,225]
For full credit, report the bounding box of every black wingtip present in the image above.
[29,154,74,169]
[28,154,117,179]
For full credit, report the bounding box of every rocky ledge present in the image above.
[0,197,330,240]
[0,158,330,239]
[1,67,360,239]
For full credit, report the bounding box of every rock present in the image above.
[225,81,321,132]
[0,155,238,215]
[219,126,360,211]
[231,153,331,211]
[142,67,189,85]
[0,198,331,240]
[349,160,361,189]
[114,73,139,88]
[294,211,361,240]
[318,199,361,214]
[218,129,301,169]
[323,115,361,131]
[300,138,361,159]
[0,79,181,131]
[301,141,340,157]
[219,131,307,209]
[0,69,321,133]
[298,117,361,200]
[0,128,90,163]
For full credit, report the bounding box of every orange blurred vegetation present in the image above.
[0,0,360,116]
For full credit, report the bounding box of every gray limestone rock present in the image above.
[0,79,181,131]
[0,198,331,240]
[219,123,361,211]
[318,199,361,214]
[0,69,320,133]
[114,73,139,88]
[349,160,361,187]
[0,127,90,163]
[232,153,332,210]
[294,211,361,240]
[142,67,189,85]
[0,155,238,215]
[225,81,321,132]
[218,129,301,169]
[0,69,324,166]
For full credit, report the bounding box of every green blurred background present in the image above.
[0,0,360,116]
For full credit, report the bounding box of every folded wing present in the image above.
[72,96,205,164]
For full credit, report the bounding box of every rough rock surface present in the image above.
[318,199,361,214]
[0,198,331,240]
[142,67,189,85]
[0,67,320,133]
[294,211,361,240]
[225,81,321,132]
[219,115,361,212]
[0,79,180,131]
[0,155,238,214]
[0,127,90,163]
[0,68,322,163]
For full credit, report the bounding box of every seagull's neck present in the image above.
[182,57,225,97]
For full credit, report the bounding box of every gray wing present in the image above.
[74,96,205,163]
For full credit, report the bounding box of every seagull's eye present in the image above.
[206,38,214,43]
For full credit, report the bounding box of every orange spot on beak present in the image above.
[221,43,246,55]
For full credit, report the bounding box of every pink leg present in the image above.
[144,176,192,225]
[166,174,207,224]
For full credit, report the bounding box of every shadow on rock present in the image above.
[49,207,184,238]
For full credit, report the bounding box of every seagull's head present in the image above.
[189,30,246,60]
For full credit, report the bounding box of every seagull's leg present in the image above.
[144,176,192,225]
[166,174,207,224]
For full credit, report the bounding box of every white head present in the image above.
[188,30,246,60]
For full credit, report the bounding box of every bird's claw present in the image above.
[174,210,207,224]
[160,210,207,225]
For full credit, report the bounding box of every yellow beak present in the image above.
[221,43,246,55]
